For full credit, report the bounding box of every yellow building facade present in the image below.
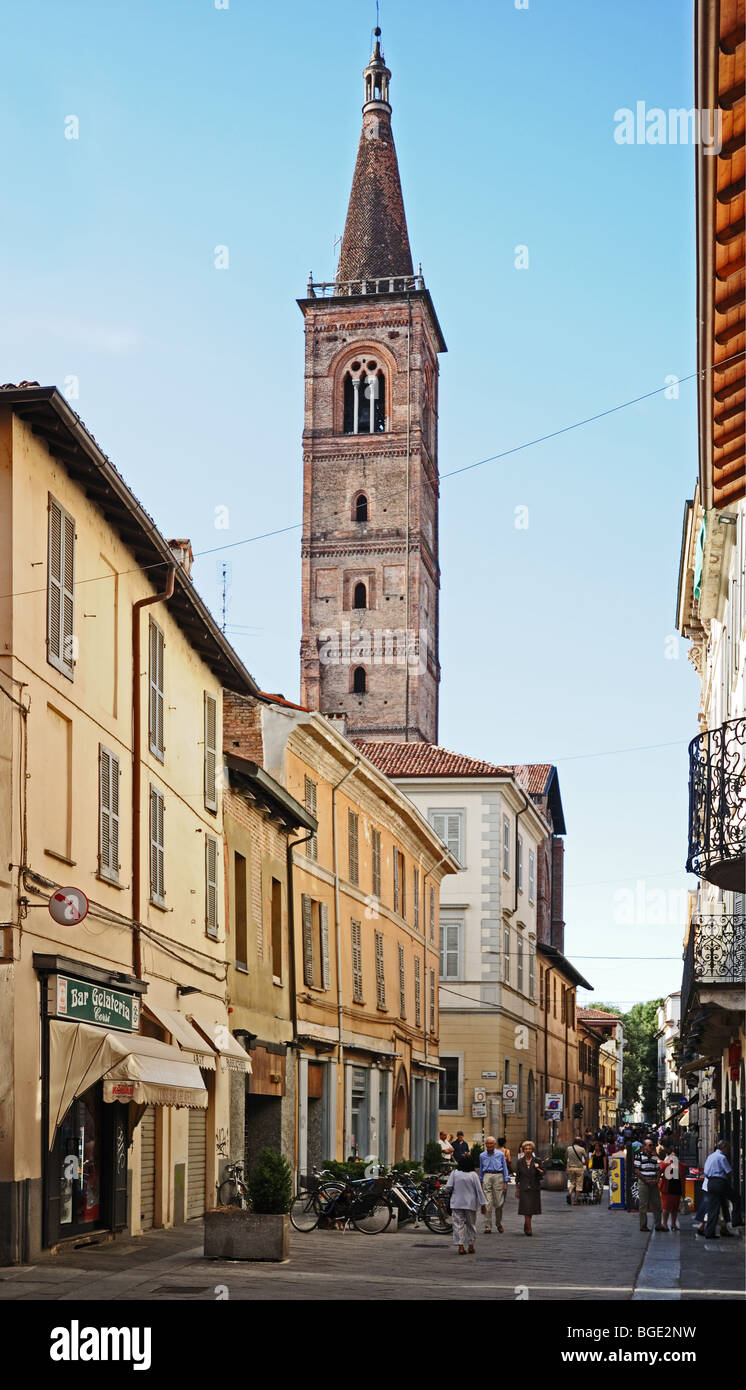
[0,385,255,1263]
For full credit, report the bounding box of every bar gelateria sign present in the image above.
[48,974,140,1032]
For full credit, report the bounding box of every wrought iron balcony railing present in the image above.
[305,273,425,299]
[681,911,746,1021]
[686,717,746,890]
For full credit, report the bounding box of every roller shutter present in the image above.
[139,1106,156,1232]
[187,1107,207,1219]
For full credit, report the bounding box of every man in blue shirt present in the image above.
[699,1142,733,1239]
[479,1136,511,1234]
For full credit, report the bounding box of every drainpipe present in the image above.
[543,965,553,1150]
[404,294,412,741]
[287,825,317,1178]
[332,758,361,1149]
[132,566,176,977]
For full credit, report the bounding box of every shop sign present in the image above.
[48,974,140,1032]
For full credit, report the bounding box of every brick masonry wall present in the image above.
[223,690,264,765]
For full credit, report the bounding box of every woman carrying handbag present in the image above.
[514,1140,545,1235]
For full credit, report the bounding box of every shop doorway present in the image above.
[394,1083,407,1161]
[187,1108,207,1219]
[58,1085,104,1236]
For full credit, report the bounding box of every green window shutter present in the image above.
[351,920,363,1003]
[320,901,331,990]
[301,894,314,986]
[205,835,218,937]
[204,693,218,812]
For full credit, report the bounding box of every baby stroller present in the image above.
[576,1170,593,1205]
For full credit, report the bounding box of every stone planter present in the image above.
[542,1168,567,1191]
[203,1208,289,1262]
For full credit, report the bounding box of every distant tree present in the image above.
[620,1000,664,1118]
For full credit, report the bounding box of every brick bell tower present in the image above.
[298,27,445,744]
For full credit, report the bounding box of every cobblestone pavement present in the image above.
[0,1192,742,1301]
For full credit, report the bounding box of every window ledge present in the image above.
[150,896,169,912]
[235,963,250,975]
[45,849,76,867]
[96,872,127,890]
[272,977,284,988]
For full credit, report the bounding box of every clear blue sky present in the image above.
[1,0,700,1011]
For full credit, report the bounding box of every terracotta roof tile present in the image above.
[337,109,413,282]
[354,741,512,779]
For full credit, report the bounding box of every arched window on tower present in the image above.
[343,360,386,434]
[353,582,367,610]
[353,493,368,523]
[353,666,367,694]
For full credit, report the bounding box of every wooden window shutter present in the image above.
[205,835,218,937]
[320,901,331,989]
[429,968,436,1033]
[150,786,165,902]
[398,944,406,1018]
[47,496,75,678]
[414,956,421,1026]
[429,884,435,942]
[371,829,381,898]
[149,620,165,758]
[301,894,314,986]
[393,846,399,913]
[375,931,386,1009]
[99,746,120,879]
[400,854,406,919]
[304,777,318,859]
[348,810,359,885]
[413,869,420,932]
[204,693,218,812]
[351,920,363,1003]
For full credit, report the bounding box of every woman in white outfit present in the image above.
[445,1155,487,1254]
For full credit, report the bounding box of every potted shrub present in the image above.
[542,1145,568,1191]
[423,1140,444,1174]
[204,1147,292,1262]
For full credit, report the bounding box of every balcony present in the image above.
[681,910,746,1026]
[686,717,746,891]
[305,273,425,299]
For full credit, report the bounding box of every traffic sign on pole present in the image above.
[48,887,89,926]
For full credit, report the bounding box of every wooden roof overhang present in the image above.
[0,385,260,696]
[695,0,745,509]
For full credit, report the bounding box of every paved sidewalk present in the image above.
[0,1192,741,1301]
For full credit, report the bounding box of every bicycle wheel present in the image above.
[217,1179,240,1208]
[352,1198,392,1234]
[290,1191,320,1232]
[423,1196,452,1233]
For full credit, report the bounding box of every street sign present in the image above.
[471,1102,487,1118]
[481,1071,498,1079]
[473,1086,487,1104]
[48,887,89,925]
[502,1082,517,1114]
[545,1092,563,1114]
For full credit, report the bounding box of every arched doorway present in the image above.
[393,1065,409,1162]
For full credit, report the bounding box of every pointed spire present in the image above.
[337,28,414,284]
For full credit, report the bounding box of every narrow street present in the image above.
[0,1194,742,1302]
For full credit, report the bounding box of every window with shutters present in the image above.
[302,894,314,986]
[503,925,510,983]
[539,967,544,1010]
[148,620,165,761]
[98,746,120,881]
[439,918,462,980]
[304,777,318,860]
[517,940,524,993]
[47,495,76,679]
[149,785,165,905]
[348,810,359,885]
[429,968,436,1034]
[398,944,406,1018]
[428,809,464,866]
[528,849,536,904]
[399,852,406,919]
[413,868,420,932]
[351,920,364,1003]
[319,902,330,990]
[502,816,510,875]
[553,976,557,1018]
[528,950,535,1001]
[271,877,283,982]
[414,956,421,1026]
[301,894,330,990]
[203,693,218,812]
[393,847,400,913]
[374,931,386,1010]
[205,835,218,937]
[429,884,435,942]
[371,828,381,899]
[234,852,248,968]
[517,835,523,890]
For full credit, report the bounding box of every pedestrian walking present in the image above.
[659,1147,681,1231]
[565,1135,588,1206]
[514,1140,545,1236]
[635,1138,664,1232]
[479,1136,510,1233]
[697,1142,734,1239]
[444,1154,487,1255]
[451,1130,469,1161]
[589,1141,607,1202]
[497,1135,512,1169]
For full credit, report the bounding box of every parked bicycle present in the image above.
[389,1170,452,1234]
[217,1161,250,1209]
[290,1172,393,1233]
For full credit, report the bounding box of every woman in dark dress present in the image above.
[514,1140,545,1235]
